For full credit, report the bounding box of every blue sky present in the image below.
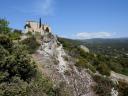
[0,0,128,39]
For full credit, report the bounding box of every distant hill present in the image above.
[82,38,128,44]
[59,37,128,76]
[59,37,128,52]
[81,38,128,53]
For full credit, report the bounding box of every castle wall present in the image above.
[24,21,51,33]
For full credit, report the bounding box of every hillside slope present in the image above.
[32,31,97,96]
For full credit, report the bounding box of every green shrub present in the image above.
[0,34,13,51]
[35,32,41,39]
[26,32,32,36]
[21,36,40,54]
[93,75,115,96]
[64,70,70,76]
[63,56,69,61]
[97,63,110,76]
[0,44,37,81]
[118,81,128,96]
[53,81,72,96]
[9,29,22,40]
[27,72,55,96]
[0,18,11,34]
[0,45,9,61]
[0,77,28,96]
[75,57,88,67]
[109,62,123,73]
[75,57,96,73]
[121,68,128,76]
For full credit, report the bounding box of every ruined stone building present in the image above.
[24,19,51,35]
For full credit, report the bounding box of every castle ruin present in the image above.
[24,18,51,35]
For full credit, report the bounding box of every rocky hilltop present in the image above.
[32,31,97,96]
[1,18,128,96]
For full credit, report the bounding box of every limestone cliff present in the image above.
[32,31,97,96]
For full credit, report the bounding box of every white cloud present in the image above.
[76,32,113,39]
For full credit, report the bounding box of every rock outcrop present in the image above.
[80,45,90,53]
[33,31,97,96]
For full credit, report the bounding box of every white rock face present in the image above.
[80,45,90,53]
[111,88,118,96]
[56,45,67,73]
[111,71,128,83]
[34,31,96,96]
[20,35,28,41]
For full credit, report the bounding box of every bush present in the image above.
[26,32,32,36]
[0,34,13,51]
[75,57,88,67]
[7,44,36,81]
[118,81,128,96]
[0,34,37,82]
[109,62,123,73]
[21,36,40,54]
[0,45,37,82]
[0,18,11,34]
[93,75,115,96]
[53,81,72,96]
[97,63,110,76]
[9,29,22,40]
[0,45,9,61]
[0,77,28,96]
[121,68,128,76]
[27,72,55,96]
[75,57,96,73]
